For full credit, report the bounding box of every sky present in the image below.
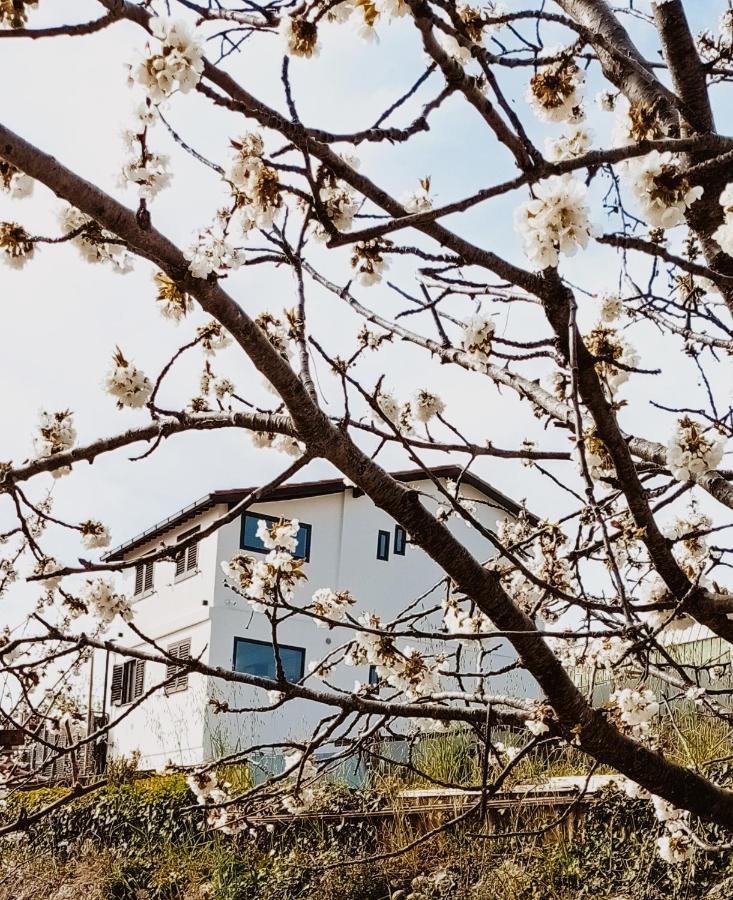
[1,0,732,644]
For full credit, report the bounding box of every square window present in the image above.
[241,513,311,561]
[376,530,390,561]
[233,637,305,683]
[394,526,407,556]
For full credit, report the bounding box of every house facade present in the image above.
[102,466,536,770]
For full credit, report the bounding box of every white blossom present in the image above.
[310,588,355,626]
[256,518,300,553]
[412,389,445,424]
[624,151,703,229]
[461,314,494,364]
[0,222,35,269]
[514,174,593,269]
[104,349,153,409]
[83,578,133,624]
[80,520,111,550]
[130,18,204,101]
[250,431,305,457]
[279,14,320,59]
[666,417,725,482]
[58,204,133,273]
[33,410,76,467]
[712,182,733,256]
[402,179,433,213]
[527,57,584,123]
[544,127,592,162]
[611,687,658,737]
[0,161,34,198]
[185,226,244,279]
[599,293,623,323]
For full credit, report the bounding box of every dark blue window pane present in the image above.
[368,664,380,686]
[233,638,304,682]
[394,526,406,556]
[241,513,311,560]
[377,530,390,561]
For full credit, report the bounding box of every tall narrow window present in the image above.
[174,526,200,580]
[111,659,146,706]
[394,526,407,556]
[241,513,312,561]
[165,639,191,695]
[376,530,390,561]
[134,559,154,596]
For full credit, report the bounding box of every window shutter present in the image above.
[187,542,198,571]
[165,639,191,695]
[143,561,154,591]
[133,660,146,699]
[175,550,186,578]
[134,565,144,596]
[110,664,124,706]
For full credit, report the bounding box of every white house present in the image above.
[102,466,536,770]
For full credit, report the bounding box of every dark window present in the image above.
[376,530,390,561]
[175,527,200,579]
[240,513,311,561]
[233,637,305,683]
[368,664,380,687]
[111,659,145,706]
[394,526,407,556]
[134,559,154,596]
[165,639,191,695]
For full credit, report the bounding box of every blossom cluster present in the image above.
[712,182,733,257]
[624,151,703,229]
[0,161,33,197]
[551,635,631,671]
[544,126,591,162]
[310,588,355,626]
[187,770,243,835]
[584,325,639,395]
[351,240,391,286]
[514,174,593,269]
[344,613,446,700]
[59,204,133,273]
[651,795,693,864]
[0,222,35,269]
[610,687,659,738]
[130,18,204,102]
[221,519,306,613]
[104,349,153,410]
[33,410,76,477]
[153,271,193,322]
[313,163,361,237]
[665,416,725,482]
[119,103,171,202]
[79,520,112,550]
[82,578,133,625]
[442,595,492,635]
[250,431,305,457]
[185,226,244,279]
[226,133,282,234]
[461,314,494,365]
[0,0,38,30]
[527,56,584,123]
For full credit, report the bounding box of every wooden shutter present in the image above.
[165,639,191,695]
[133,660,146,699]
[143,561,154,591]
[134,564,144,596]
[110,664,124,706]
[186,542,198,571]
[175,549,186,578]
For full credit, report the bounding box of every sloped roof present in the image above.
[104,464,535,561]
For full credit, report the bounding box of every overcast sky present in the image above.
[1,0,731,638]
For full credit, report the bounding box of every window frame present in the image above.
[240,512,312,562]
[112,659,146,707]
[164,638,191,696]
[376,529,390,561]
[134,558,155,597]
[394,526,407,556]
[174,526,200,582]
[232,636,306,683]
